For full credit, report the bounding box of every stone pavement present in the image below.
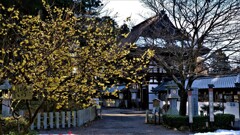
[39,108,191,135]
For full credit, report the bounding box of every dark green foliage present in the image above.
[162,115,188,128]
[1,117,28,134]
[1,0,43,15]
[162,114,235,132]
[120,24,130,35]
[7,131,37,135]
[209,49,231,74]
[0,0,103,16]
[214,113,235,129]
[72,0,103,15]
[192,116,208,132]
[118,23,130,40]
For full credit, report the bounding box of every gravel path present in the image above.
[39,108,191,135]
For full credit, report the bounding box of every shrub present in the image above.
[162,114,235,132]
[2,117,28,134]
[162,115,188,128]
[214,113,235,129]
[192,116,208,132]
[8,131,37,135]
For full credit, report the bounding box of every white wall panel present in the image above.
[148,84,158,92]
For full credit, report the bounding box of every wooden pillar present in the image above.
[49,112,54,128]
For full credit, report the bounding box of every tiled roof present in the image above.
[152,82,168,92]
[106,85,126,93]
[152,80,178,92]
[152,74,240,92]
[191,74,240,89]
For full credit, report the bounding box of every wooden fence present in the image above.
[30,106,97,130]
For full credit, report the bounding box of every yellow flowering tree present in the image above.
[0,1,153,132]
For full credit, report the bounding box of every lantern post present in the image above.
[208,84,215,128]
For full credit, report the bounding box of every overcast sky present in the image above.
[101,0,154,26]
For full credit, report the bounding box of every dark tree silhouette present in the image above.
[209,49,231,74]
[140,0,240,115]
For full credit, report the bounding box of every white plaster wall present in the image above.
[148,94,157,102]
[149,104,153,110]
[198,102,239,119]
[148,84,158,92]
[174,101,240,119]
[224,102,239,119]
[148,94,158,110]
[148,84,158,110]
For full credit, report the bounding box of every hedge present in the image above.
[162,115,188,128]
[162,113,235,132]
[192,116,208,132]
[215,113,235,129]
[1,117,33,134]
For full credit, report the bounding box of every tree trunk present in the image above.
[23,98,46,133]
[0,121,3,135]
[179,90,188,116]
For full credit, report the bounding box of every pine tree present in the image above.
[1,0,103,16]
[210,49,231,74]
[72,0,103,15]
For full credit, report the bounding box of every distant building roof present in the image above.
[152,74,240,92]
[152,81,168,92]
[106,85,126,93]
[152,80,178,92]
[189,74,240,89]
[119,11,189,47]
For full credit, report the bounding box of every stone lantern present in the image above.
[0,80,12,117]
[166,81,180,115]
